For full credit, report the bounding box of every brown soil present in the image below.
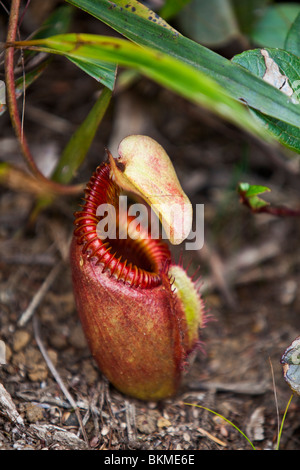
[0,1,299,450]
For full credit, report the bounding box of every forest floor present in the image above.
[0,1,300,451]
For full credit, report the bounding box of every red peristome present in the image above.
[73,162,171,289]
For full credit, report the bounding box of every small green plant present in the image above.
[237,182,300,216]
[184,402,256,450]
[185,392,294,450]
[276,393,294,450]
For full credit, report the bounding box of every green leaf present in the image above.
[83,0,175,31]
[276,394,294,450]
[237,182,271,210]
[249,111,300,154]
[238,181,300,216]
[239,182,271,198]
[14,33,270,141]
[65,0,300,141]
[232,48,300,153]
[285,12,300,57]
[250,3,300,49]
[177,0,239,47]
[68,57,116,90]
[51,86,112,184]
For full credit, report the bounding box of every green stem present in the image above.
[184,402,256,450]
[276,394,294,450]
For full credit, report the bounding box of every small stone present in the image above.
[157,416,172,428]
[28,363,48,382]
[90,436,100,448]
[62,411,79,427]
[24,403,44,423]
[136,413,157,434]
[101,425,109,436]
[13,330,31,352]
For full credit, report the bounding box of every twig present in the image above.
[29,423,88,449]
[125,400,137,443]
[197,427,227,447]
[0,383,24,428]
[18,260,63,327]
[32,315,89,447]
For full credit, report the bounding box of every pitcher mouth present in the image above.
[73,162,171,288]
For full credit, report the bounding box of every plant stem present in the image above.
[238,187,300,217]
[4,0,83,196]
[184,402,256,450]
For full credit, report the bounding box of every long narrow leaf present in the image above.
[66,0,300,130]
[13,34,270,141]
[67,57,116,89]
[184,402,256,450]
